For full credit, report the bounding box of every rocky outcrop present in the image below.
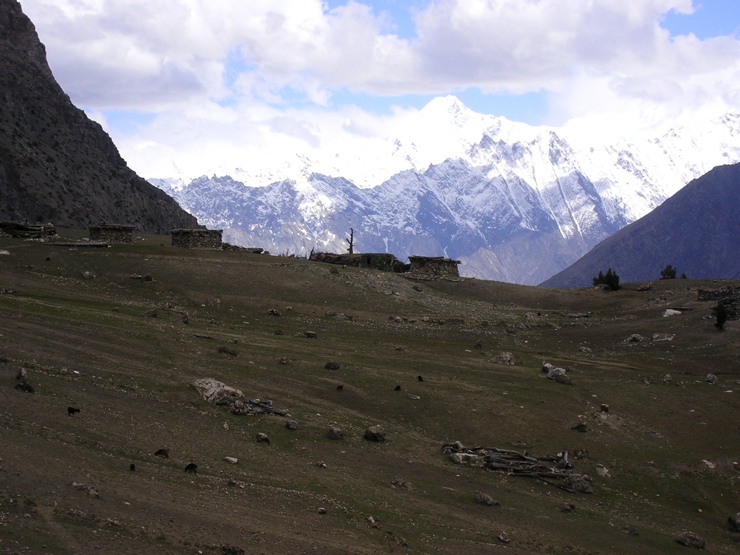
[0,0,200,232]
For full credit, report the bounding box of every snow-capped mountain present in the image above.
[152,97,740,285]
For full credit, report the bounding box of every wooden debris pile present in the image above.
[442,441,593,494]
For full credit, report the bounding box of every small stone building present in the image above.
[171,228,223,249]
[88,224,135,243]
[309,252,407,272]
[407,256,461,280]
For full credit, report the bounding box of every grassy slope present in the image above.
[0,232,738,554]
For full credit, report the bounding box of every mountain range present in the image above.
[542,162,740,287]
[154,98,740,284]
[0,0,199,233]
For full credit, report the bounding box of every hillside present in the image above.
[0,232,738,554]
[0,0,199,233]
[542,163,740,288]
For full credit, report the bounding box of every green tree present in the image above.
[660,264,677,279]
[715,303,728,330]
[593,268,620,291]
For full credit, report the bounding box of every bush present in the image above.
[593,268,620,290]
[715,303,728,330]
[660,264,677,280]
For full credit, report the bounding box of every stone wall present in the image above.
[407,256,461,280]
[89,224,134,243]
[698,286,740,320]
[171,229,223,249]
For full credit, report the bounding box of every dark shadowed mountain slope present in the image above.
[0,0,199,232]
[541,162,740,287]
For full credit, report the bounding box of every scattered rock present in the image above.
[638,282,652,291]
[663,309,682,317]
[564,474,594,494]
[595,464,611,478]
[642,375,653,385]
[494,351,515,365]
[326,426,343,440]
[391,477,413,490]
[578,346,592,353]
[701,460,715,469]
[558,502,576,513]
[620,526,639,536]
[81,271,95,280]
[555,373,572,385]
[71,482,99,497]
[267,308,280,316]
[412,284,423,292]
[325,361,340,370]
[285,420,298,430]
[706,373,718,384]
[570,422,588,433]
[497,531,510,543]
[364,425,386,442]
[675,531,705,549]
[317,507,327,514]
[279,357,290,364]
[256,432,270,445]
[573,449,589,459]
[191,378,288,416]
[223,457,238,464]
[662,374,673,384]
[652,333,675,342]
[474,492,499,506]
[217,346,238,357]
[627,334,645,343]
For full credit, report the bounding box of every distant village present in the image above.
[0,221,462,281]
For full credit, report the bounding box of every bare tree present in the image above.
[346,228,354,254]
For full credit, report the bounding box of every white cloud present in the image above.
[18,0,740,178]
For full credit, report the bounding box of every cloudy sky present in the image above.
[20,0,740,181]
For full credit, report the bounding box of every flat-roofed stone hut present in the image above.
[89,224,135,243]
[407,256,461,280]
[309,252,408,272]
[171,229,223,249]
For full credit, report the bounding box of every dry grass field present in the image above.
[0,231,738,554]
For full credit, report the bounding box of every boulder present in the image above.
[494,352,515,365]
[675,531,705,549]
[364,425,386,442]
[326,426,343,440]
[564,474,594,494]
[285,419,298,430]
[474,492,499,506]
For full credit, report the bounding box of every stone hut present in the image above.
[171,228,223,249]
[0,221,56,239]
[309,252,407,272]
[89,224,135,243]
[407,256,461,280]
